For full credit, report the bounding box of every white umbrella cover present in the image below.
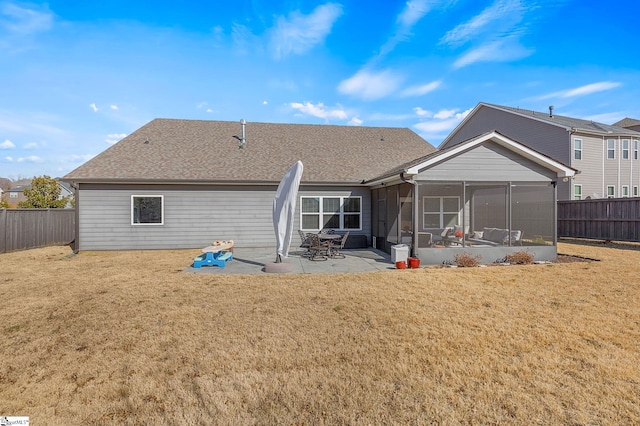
[273,161,304,262]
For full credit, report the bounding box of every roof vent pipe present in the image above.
[239,118,246,149]
[549,105,554,118]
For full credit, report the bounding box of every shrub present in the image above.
[454,252,482,267]
[505,250,534,265]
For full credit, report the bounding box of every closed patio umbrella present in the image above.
[271,160,303,266]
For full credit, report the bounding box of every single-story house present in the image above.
[63,119,576,265]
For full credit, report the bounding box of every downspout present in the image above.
[400,172,418,256]
[70,181,80,254]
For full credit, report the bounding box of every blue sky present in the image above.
[1,0,639,179]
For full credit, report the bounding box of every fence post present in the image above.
[0,209,5,253]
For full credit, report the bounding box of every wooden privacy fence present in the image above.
[558,198,640,242]
[0,209,75,253]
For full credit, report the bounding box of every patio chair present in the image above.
[307,233,329,261]
[298,230,312,257]
[328,231,349,258]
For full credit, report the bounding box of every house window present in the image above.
[131,195,164,225]
[9,192,17,198]
[622,186,629,197]
[607,186,615,198]
[607,139,615,159]
[634,140,638,160]
[634,186,639,197]
[574,139,582,160]
[300,196,362,231]
[573,184,582,200]
[423,196,460,229]
[622,140,630,160]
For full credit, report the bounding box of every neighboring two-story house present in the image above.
[440,102,640,200]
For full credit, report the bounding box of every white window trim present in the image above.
[622,139,630,160]
[574,138,582,160]
[131,195,164,225]
[300,196,362,231]
[634,186,639,197]
[622,185,629,197]
[422,196,460,229]
[634,140,639,160]
[573,184,582,200]
[606,185,615,198]
[607,139,616,160]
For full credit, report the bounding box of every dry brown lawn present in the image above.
[1,242,639,425]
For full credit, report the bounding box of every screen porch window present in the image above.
[607,186,615,198]
[300,196,362,231]
[622,140,630,160]
[607,139,615,159]
[131,195,164,225]
[573,184,582,200]
[622,186,629,197]
[423,196,460,228]
[574,139,582,160]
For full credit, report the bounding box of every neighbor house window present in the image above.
[607,139,616,159]
[423,196,460,229]
[574,184,582,200]
[300,196,362,231]
[622,140,630,160]
[574,139,582,160]
[131,195,164,225]
[607,186,615,198]
[634,186,639,197]
[622,186,629,197]
[9,192,17,198]
[634,140,638,160]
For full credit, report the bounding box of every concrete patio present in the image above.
[184,247,396,274]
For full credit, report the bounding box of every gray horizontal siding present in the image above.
[416,143,557,182]
[77,184,370,251]
[443,106,571,165]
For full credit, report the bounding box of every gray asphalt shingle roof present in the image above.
[613,117,640,128]
[484,103,640,135]
[64,119,436,184]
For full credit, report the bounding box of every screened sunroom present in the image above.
[369,131,577,265]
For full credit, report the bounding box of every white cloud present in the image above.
[413,107,432,117]
[269,2,343,59]
[110,104,118,110]
[338,69,403,100]
[105,133,127,145]
[1,139,15,149]
[290,102,348,120]
[15,155,44,163]
[442,0,539,68]
[441,0,526,46]
[89,103,98,112]
[4,156,13,162]
[67,154,95,163]
[196,101,208,109]
[0,2,53,35]
[452,38,532,69]
[348,117,363,126]
[434,109,458,119]
[401,80,442,97]
[23,142,39,149]
[206,108,214,113]
[378,0,451,58]
[263,100,268,105]
[536,81,622,100]
[413,108,472,139]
